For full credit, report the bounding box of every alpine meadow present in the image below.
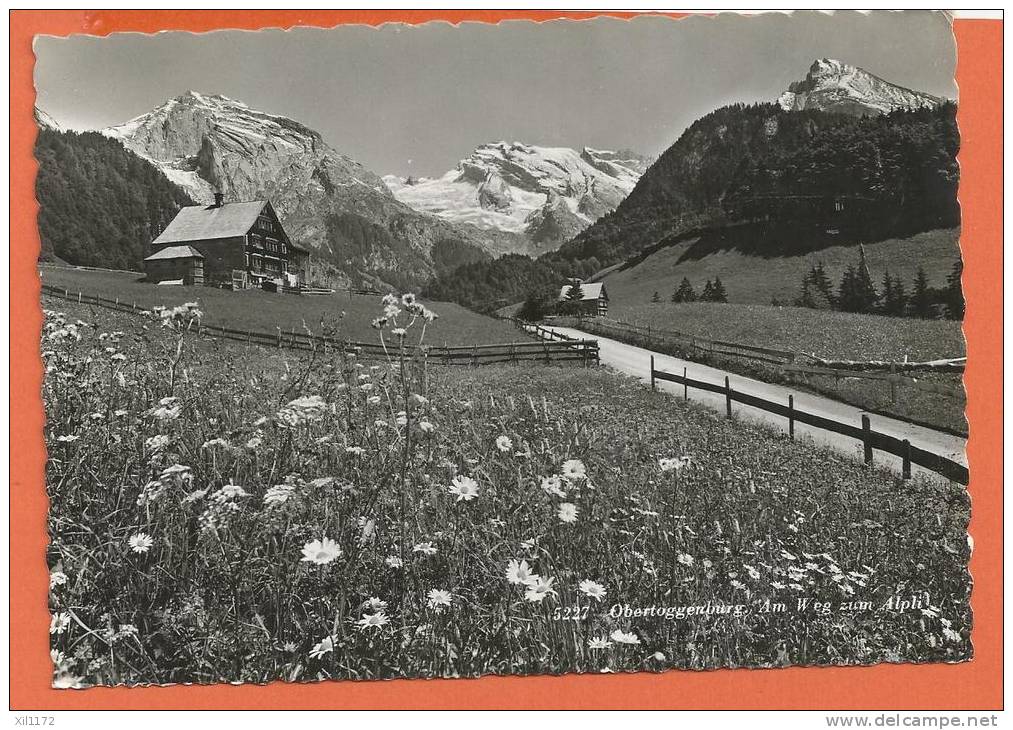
[34,11,971,688]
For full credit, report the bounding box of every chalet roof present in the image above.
[152,200,270,245]
[558,281,607,302]
[143,244,204,261]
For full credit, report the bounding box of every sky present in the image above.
[34,11,957,177]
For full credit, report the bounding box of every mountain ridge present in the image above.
[98,91,498,288]
[777,58,943,116]
[383,141,650,255]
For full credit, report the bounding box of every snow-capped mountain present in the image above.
[384,142,650,254]
[99,92,498,287]
[34,106,62,131]
[778,58,943,116]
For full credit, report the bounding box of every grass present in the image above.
[43,295,971,686]
[39,266,527,347]
[603,227,962,308]
[609,302,965,362]
[568,305,966,435]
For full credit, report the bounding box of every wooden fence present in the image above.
[563,315,964,402]
[41,285,599,367]
[569,315,965,373]
[650,357,968,485]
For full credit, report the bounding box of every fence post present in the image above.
[650,356,655,391]
[683,367,688,400]
[861,415,873,465]
[788,394,795,440]
[902,439,912,480]
[725,376,732,419]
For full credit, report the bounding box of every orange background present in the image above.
[10,10,1003,710]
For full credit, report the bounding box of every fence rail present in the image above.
[567,315,965,374]
[650,357,968,485]
[41,285,599,367]
[560,315,964,403]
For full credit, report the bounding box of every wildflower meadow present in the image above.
[43,293,972,687]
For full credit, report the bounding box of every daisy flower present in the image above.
[418,420,436,434]
[523,576,557,603]
[506,559,537,586]
[300,537,342,565]
[540,475,566,498]
[677,553,695,567]
[384,555,403,569]
[52,674,85,689]
[50,612,72,635]
[363,597,388,612]
[561,459,587,481]
[448,475,480,502]
[413,541,438,556]
[128,533,154,554]
[659,456,691,472]
[356,612,390,631]
[557,502,579,523]
[345,446,365,456]
[427,589,453,611]
[309,636,334,659]
[579,579,607,602]
[49,571,68,590]
[495,435,513,452]
[609,629,640,645]
[588,637,612,650]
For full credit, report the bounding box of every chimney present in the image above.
[213,191,224,208]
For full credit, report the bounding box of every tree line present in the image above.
[785,249,963,320]
[652,277,728,304]
[34,128,194,270]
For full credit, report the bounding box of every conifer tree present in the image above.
[711,276,729,303]
[944,260,964,320]
[909,267,933,319]
[673,277,697,303]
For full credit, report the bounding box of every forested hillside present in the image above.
[35,129,193,270]
[425,102,959,313]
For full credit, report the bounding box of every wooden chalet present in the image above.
[558,280,609,317]
[144,194,308,288]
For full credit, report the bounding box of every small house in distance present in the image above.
[144,194,308,288]
[557,279,609,317]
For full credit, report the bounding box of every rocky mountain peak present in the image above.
[778,58,942,116]
[383,142,650,254]
[96,93,499,288]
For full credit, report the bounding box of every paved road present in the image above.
[534,325,967,481]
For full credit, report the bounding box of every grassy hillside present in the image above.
[604,228,961,310]
[43,300,970,685]
[39,267,526,346]
[607,301,964,362]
